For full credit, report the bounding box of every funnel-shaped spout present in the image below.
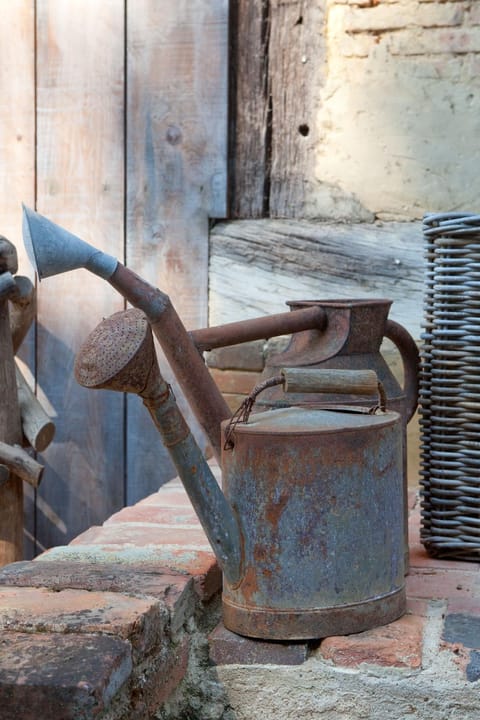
[22,206,230,461]
[22,205,118,280]
[75,308,243,586]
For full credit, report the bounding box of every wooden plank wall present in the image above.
[0,1,228,556]
[230,0,328,219]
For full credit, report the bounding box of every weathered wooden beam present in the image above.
[229,0,270,218]
[209,219,425,338]
[0,246,23,564]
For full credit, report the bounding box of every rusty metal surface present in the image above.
[260,299,418,422]
[190,305,327,352]
[108,264,231,462]
[74,308,155,393]
[221,407,405,640]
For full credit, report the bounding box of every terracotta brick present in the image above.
[136,487,195,507]
[408,489,419,510]
[209,622,309,666]
[0,631,132,720]
[318,613,424,669]
[70,523,211,549]
[406,567,480,602]
[209,367,261,395]
[0,586,165,654]
[0,560,194,632]
[104,504,201,526]
[405,597,431,617]
[38,545,222,601]
[223,392,252,413]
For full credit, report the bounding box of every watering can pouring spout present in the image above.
[73,307,244,587]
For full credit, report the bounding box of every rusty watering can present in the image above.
[22,207,417,573]
[74,308,405,640]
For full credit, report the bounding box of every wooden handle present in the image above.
[281,368,379,396]
[16,364,56,452]
[0,441,44,488]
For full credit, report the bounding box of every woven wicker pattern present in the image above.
[420,212,480,560]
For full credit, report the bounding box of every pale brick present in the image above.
[390,27,480,55]
[343,3,463,34]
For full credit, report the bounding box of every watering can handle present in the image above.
[281,367,379,397]
[384,320,419,424]
[224,368,386,449]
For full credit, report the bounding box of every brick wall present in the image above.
[0,466,478,719]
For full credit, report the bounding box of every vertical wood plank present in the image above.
[0,1,36,558]
[229,0,270,218]
[35,0,125,549]
[126,0,228,503]
[269,0,327,217]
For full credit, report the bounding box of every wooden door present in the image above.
[0,0,228,555]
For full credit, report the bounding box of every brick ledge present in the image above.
[0,474,477,719]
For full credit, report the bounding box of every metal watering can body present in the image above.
[219,371,405,640]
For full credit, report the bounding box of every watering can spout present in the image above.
[21,205,231,462]
[74,308,244,586]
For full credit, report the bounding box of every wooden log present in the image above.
[0,0,35,560]
[16,365,55,452]
[0,294,23,565]
[0,272,16,301]
[0,441,43,489]
[0,465,9,486]
[9,276,36,353]
[0,237,18,275]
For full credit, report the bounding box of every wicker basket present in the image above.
[420,212,480,561]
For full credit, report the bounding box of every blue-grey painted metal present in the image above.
[221,406,405,639]
[22,205,118,280]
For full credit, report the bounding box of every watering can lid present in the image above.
[222,406,400,437]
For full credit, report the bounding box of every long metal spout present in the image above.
[75,308,243,586]
[22,206,230,461]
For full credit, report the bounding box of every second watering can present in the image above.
[75,309,405,641]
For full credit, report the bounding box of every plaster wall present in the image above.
[313,0,480,222]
